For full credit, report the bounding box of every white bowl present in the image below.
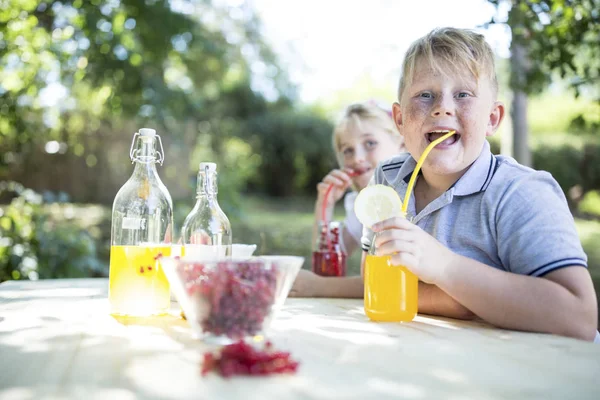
[232,244,257,258]
[259,255,304,307]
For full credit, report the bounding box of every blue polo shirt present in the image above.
[361,140,588,277]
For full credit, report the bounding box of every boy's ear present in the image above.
[392,102,403,132]
[487,101,505,137]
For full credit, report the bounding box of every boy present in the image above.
[363,27,598,341]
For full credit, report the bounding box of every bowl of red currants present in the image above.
[160,256,303,344]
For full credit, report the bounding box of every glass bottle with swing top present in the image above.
[181,162,232,260]
[108,128,174,316]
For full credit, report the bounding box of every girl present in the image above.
[291,101,405,297]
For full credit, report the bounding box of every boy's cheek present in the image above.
[404,102,429,119]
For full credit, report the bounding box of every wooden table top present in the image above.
[1,278,599,400]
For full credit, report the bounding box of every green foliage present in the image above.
[530,135,600,207]
[488,0,600,102]
[528,94,600,136]
[241,110,335,196]
[488,137,501,154]
[579,190,600,217]
[533,142,584,194]
[0,0,293,177]
[568,114,600,136]
[230,196,317,264]
[574,218,600,327]
[182,132,262,220]
[0,181,104,282]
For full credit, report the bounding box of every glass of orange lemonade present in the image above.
[364,253,418,322]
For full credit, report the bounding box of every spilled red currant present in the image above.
[201,340,299,378]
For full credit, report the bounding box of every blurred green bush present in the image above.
[240,110,336,196]
[579,191,600,217]
[0,181,105,282]
[532,137,600,209]
[489,136,600,211]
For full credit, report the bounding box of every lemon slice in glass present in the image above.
[354,184,404,228]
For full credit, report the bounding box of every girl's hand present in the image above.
[372,216,457,285]
[317,169,355,206]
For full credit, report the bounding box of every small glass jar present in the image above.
[364,234,418,322]
[312,221,347,277]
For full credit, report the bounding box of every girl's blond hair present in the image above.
[332,102,401,166]
[398,27,498,102]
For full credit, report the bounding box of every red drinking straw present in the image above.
[320,169,360,252]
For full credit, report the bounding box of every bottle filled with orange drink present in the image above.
[108,128,174,316]
[364,245,418,322]
[355,184,418,322]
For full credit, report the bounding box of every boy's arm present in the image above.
[438,255,598,341]
[418,282,476,320]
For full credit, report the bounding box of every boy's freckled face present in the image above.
[394,59,504,180]
[338,120,403,190]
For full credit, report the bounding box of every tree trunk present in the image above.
[510,40,531,166]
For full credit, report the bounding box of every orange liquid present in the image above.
[108,245,171,316]
[364,255,418,322]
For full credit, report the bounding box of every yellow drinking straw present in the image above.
[401,131,456,214]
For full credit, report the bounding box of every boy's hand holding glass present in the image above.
[371,217,455,285]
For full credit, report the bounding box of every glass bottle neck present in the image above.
[196,170,218,198]
[132,159,159,177]
[132,137,159,177]
[368,234,377,255]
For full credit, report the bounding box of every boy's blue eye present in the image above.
[365,140,378,149]
[419,92,432,99]
[457,92,470,98]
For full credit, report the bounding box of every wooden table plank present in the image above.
[1,279,599,400]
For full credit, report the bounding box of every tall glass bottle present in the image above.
[108,128,174,316]
[181,162,232,259]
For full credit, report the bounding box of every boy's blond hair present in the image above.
[398,27,498,101]
[332,102,401,166]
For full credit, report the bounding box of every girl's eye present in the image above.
[419,92,432,99]
[365,140,378,149]
[457,92,471,98]
[342,148,354,156]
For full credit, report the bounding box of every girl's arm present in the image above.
[289,271,363,298]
